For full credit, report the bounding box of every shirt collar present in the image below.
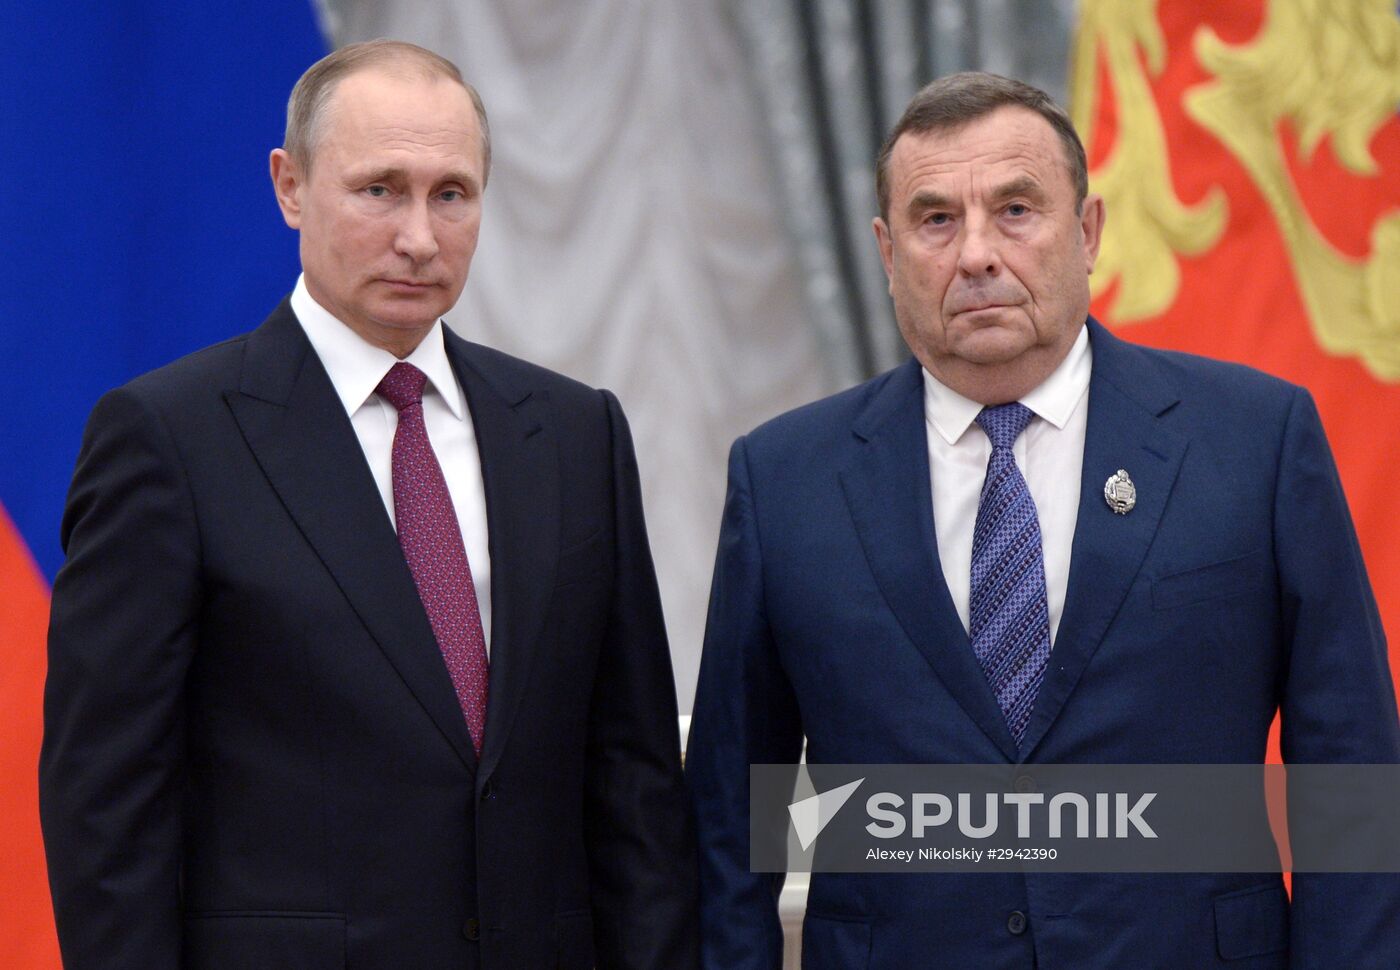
[921,323,1092,444]
[291,273,465,420]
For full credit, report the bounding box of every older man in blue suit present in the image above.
[686,72,1400,969]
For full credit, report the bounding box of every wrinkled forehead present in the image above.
[888,107,1073,203]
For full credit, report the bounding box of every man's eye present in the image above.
[439,190,461,202]
[926,213,950,226]
[365,185,389,198]
[1006,203,1029,216]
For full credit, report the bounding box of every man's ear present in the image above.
[873,216,895,293]
[269,149,304,229]
[1080,193,1106,274]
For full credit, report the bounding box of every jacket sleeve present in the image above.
[1273,386,1400,969]
[40,386,200,969]
[583,388,700,969]
[686,436,804,970]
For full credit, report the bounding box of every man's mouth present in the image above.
[950,294,1022,316]
[953,302,1009,316]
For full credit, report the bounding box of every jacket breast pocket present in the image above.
[1152,550,1270,611]
[555,529,607,588]
[183,911,345,970]
[1214,883,1288,961]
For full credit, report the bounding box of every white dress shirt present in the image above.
[291,275,493,652]
[922,324,1091,645]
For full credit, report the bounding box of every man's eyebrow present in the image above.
[906,190,953,217]
[346,167,480,190]
[439,170,479,189]
[988,176,1047,202]
[348,166,404,185]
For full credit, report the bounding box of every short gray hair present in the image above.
[876,71,1086,220]
[284,39,491,185]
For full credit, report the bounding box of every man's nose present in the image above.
[394,199,439,264]
[956,216,1001,277]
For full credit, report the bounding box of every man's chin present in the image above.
[367,300,449,333]
[947,325,1034,366]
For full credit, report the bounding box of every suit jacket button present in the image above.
[1014,775,1036,794]
[1007,910,1028,935]
[463,917,481,941]
[481,780,494,801]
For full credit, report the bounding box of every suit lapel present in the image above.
[1019,319,1188,759]
[225,301,477,770]
[446,334,560,789]
[840,360,1021,762]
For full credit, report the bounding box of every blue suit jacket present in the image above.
[687,319,1400,969]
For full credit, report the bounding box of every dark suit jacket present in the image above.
[40,299,699,969]
[686,319,1400,969]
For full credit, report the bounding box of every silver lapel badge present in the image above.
[1103,469,1136,515]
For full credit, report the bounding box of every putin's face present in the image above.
[874,105,1103,403]
[271,69,486,356]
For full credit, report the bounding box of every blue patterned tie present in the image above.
[970,403,1050,749]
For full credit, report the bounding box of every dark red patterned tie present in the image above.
[377,362,488,756]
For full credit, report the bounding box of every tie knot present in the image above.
[377,361,428,412]
[976,402,1033,450]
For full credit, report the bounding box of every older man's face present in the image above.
[272,69,485,356]
[874,105,1103,402]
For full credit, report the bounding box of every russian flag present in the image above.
[1,4,327,963]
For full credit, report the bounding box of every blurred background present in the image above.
[3,1,1397,962]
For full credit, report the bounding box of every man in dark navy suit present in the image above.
[687,72,1400,969]
[41,39,697,969]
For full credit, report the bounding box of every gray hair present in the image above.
[876,71,1086,220]
[284,39,491,185]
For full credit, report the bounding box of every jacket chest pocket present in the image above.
[1152,550,1270,611]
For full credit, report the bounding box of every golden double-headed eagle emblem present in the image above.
[1072,0,1400,381]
